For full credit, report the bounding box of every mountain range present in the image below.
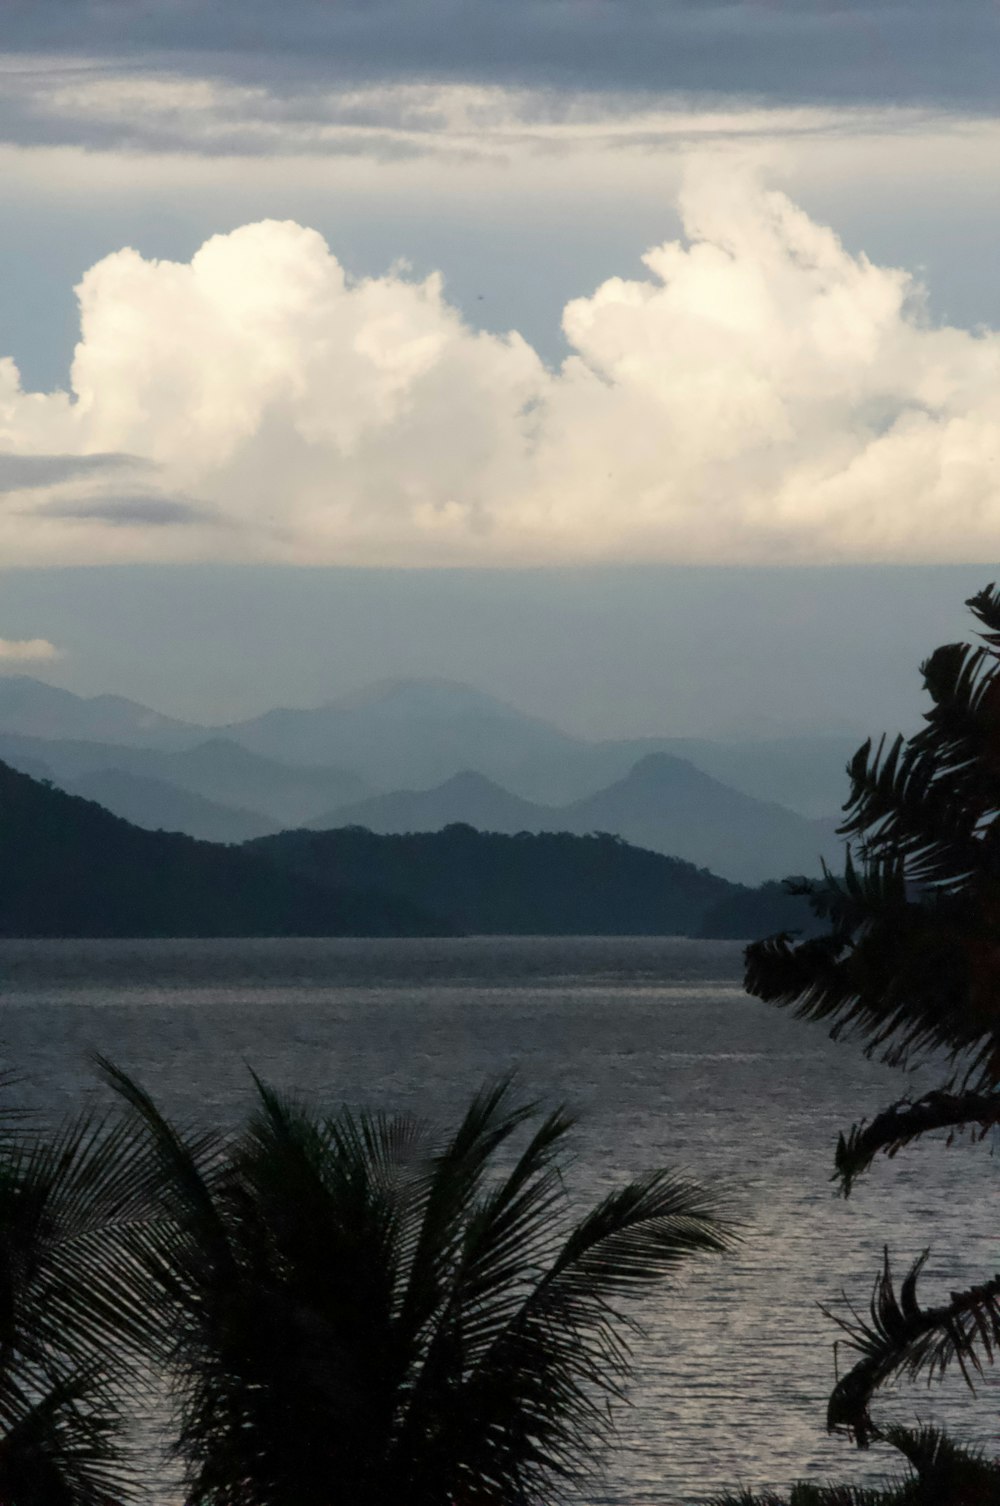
[252,825,819,939]
[313,759,837,885]
[0,728,368,839]
[0,761,435,938]
[0,758,819,939]
[0,674,853,883]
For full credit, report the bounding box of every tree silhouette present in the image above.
[104,1067,732,1506]
[709,1424,1000,1505]
[720,585,1000,1501]
[0,1091,164,1504]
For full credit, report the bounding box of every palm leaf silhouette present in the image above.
[709,1427,1000,1504]
[0,1076,174,1504]
[107,1069,734,1506]
[741,584,1000,1466]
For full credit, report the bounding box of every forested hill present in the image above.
[0,760,820,938]
[251,824,805,937]
[0,761,438,937]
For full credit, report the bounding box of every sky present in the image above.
[0,3,997,734]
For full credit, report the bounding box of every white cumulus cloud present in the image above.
[1,163,999,567]
[0,638,61,661]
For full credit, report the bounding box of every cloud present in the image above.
[1,164,999,567]
[0,452,137,491]
[36,494,218,527]
[0,61,949,162]
[2,3,999,110]
[0,638,60,661]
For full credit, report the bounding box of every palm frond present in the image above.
[95,1056,227,1239]
[707,1493,789,1506]
[746,871,996,1086]
[0,1365,138,1506]
[0,1109,187,1368]
[710,1425,1000,1506]
[0,1067,172,1506]
[740,589,1000,1505]
[882,1422,1000,1502]
[394,1077,538,1344]
[708,1490,906,1506]
[839,736,983,888]
[827,1250,1000,1446]
[834,1088,1000,1194]
[107,1072,732,1506]
[746,586,1000,1097]
[423,1171,736,1504]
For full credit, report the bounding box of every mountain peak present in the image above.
[438,769,510,794]
[329,677,538,723]
[0,676,196,746]
[621,751,713,787]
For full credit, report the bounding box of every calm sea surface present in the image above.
[0,935,994,1504]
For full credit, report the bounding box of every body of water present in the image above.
[0,935,993,1503]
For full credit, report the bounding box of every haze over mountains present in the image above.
[316,760,837,886]
[0,674,851,884]
[0,729,368,839]
[67,769,276,846]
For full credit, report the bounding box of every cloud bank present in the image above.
[2,166,999,568]
[1,63,933,162]
[5,2,999,108]
[0,638,60,661]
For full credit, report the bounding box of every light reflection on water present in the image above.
[0,936,994,1504]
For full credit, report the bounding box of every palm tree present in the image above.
[0,1095,166,1504]
[104,1066,733,1506]
[707,1424,1000,1504]
[737,583,1000,1489]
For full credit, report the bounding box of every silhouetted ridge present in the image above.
[0,761,437,937]
[254,824,754,936]
[698,880,823,941]
[0,758,821,939]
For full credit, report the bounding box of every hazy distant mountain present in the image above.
[156,739,370,826]
[643,736,859,819]
[310,752,838,885]
[222,678,578,788]
[0,761,436,937]
[0,730,369,830]
[0,677,853,833]
[223,679,853,819]
[564,753,838,885]
[308,770,548,835]
[68,769,277,844]
[478,732,859,813]
[0,675,200,748]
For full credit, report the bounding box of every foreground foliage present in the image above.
[709,1425,1000,1503]
[101,1068,731,1506]
[0,1092,164,1504]
[734,585,1000,1500]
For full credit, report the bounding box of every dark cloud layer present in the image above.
[36,495,217,527]
[4,0,1000,109]
[0,453,136,492]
